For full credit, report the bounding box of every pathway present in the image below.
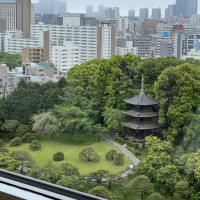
[103,133,140,177]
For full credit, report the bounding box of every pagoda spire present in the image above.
[141,76,144,94]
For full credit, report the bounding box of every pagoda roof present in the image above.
[122,110,159,118]
[124,92,160,106]
[122,122,161,130]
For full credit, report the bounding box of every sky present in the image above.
[31,0,200,16]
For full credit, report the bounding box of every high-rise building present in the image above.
[98,5,105,17]
[187,0,198,16]
[86,5,93,17]
[139,8,149,21]
[16,0,31,38]
[176,0,198,17]
[35,0,66,15]
[0,1,16,30]
[151,8,161,19]
[114,7,120,18]
[168,4,176,18]
[128,9,135,17]
[105,8,115,19]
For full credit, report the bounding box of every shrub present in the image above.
[53,152,64,161]
[177,166,185,174]
[0,147,9,154]
[135,150,142,156]
[114,153,124,165]
[15,124,29,137]
[126,140,139,149]
[10,137,22,147]
[0,139,5,147]
[61,163,80,176]
[105,149,117,161]
[22,133,39,143]
[114,135,125,145]
[146,193,164,200]
[79,147,100,162]
[30,140,41,151]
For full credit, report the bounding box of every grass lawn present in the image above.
[7,140,130,175]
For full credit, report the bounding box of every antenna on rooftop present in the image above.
[141,75,144,94]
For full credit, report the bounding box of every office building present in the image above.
[133,36,151,57]
[98,5,105,17]
[176,0,198,17]
[16,0,31,38]
[0,1,16,30]
[86,5,93,17]
[139,8,149,21]
[128,10,135,17]
[52,40,80,72]
[105,8,115,19]
[117,17,129,32]
[140,19,159,36]
[35,0,66,14]
[116,40,138,56]
[152,8,161,19]
[114,7,120,18]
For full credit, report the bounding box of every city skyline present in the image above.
[32,0,200,16]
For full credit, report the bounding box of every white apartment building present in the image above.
[4,30,45,54]
[31,23,116,63]
[52,40,80,72]
[117,17,129,33]
[116,41,138,56]
[182,49,200,60]
[0,2,16,30]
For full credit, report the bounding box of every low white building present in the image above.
[116,41,138,56]
[52,40,80,72]
[181,49,200,60]
[4,30,45,54]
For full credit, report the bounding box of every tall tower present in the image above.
[16,0,31,38]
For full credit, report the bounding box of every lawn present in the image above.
[7,140,130,175]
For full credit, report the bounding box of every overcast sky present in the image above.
[32,0,200,16]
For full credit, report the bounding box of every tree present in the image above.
[56,175,79,189]
[11,151,34,173]
[0,139,5,147]
[146,193,165,200]
[154,63,200,143]
[54,106,92,135]
[156,165,180,193]
[15,124,29,137]
[88,186,113,200]
[53,152,64,161]
[105,149,117,161]
[79,147,100,162]
[0,154,19,171]
[27,166,43,179]
[103,108,124,133]
[174,181,189,200]
[113,153,124,165]
[89,170,109,184]
[43,161,61,183]
[136,136,174,180]
[32,112,59,138]
[132,175,154,200]
[1,120,20,138]
[61,163,80,176]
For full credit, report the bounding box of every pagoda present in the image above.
[122,78,162,143]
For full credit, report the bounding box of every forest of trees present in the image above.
[0,54,200,199]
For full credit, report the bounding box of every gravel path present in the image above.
[103,133,140,177]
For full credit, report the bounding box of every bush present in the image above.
[135,150,142,156]
[53,152,64,161]
[146,193,164,200]
[10,137,22,147]
[0,147,9,154]
[0,139,5,147]
[22,133,39,143]
[30,140,41,151]
[114,135,125,145]
[15,124,29,137]
[126,140,139,149]
[105,149,117,161]
[114,153,124,165]
[177,166,185,174]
